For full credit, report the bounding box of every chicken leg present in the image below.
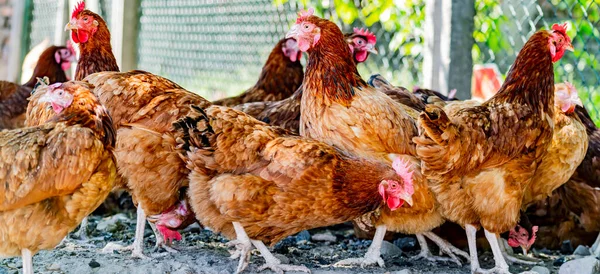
[21,248,33,274]
[251,239,310,274]
[482,229,511,274]
[334,224,387,267]
[71,216,89,240]
[229,222,254,273]
[101,206,148,259]
[497,237,540,265]
[411,232,469,266]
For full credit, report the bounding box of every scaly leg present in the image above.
[410,232,467,266]
[71,217,89,240]
[21,248,33,274]
[334,224,387,267]
[251,239,310,274]
[497,237,540,265]
[229,222,254,274]
[149,222,179,253]
[424,231,470,264]
[466,224,483,274]
[101,206,148,259]
[482,229,510,274]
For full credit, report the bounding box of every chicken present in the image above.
[285,9,468,268]
[524,101,600,254]
[0,81,116,274]
[414,23,573,273]
[66,2,206,257]
[174,104,415,273]
[233,28,378,134]
[0,45,75,129]
[211,37,303,106]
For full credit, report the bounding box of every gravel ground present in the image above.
[0,214,567,274]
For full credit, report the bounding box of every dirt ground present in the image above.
[0,214,565,274]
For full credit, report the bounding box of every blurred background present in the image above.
[0,0,598,122]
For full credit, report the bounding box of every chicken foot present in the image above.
[411,232,468,266]
[21,248,33,274]
[251,239,311,274]
[229,222,254,274]
[334,224,386,267]
[497,238,540,265]
[101,206,148,259]
[149,222,179,254]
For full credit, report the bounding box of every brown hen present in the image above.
[414,24,573,273]
[0,81,116,274]
[175,104,414,273]
[285,9,468,268]
[66,2,206,257]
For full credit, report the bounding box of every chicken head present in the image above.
[65,1,99,44]
[348,27,378,63]
[555,81,583,114]
[147,200,195,244]
[549,23,574,63]
[508,225,538,255]
[378,157,415,211]
[285,8,321,52]
[37,82,74,114]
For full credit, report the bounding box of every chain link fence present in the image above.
[16,0,599,122]
[474,0,600,122]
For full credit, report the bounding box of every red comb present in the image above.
[296,8,314,24]
[353,27,377,45]
[71,1,85,19]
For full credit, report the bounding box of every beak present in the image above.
[401,193,413,207]
[565,43,574,52]
[521,245,529,256]
[366,44,378,54]
[572,97,583,107]
[286,25,299,39]
[65,19,78,31]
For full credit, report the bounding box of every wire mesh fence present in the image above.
[17,0,600,122]
[474,0,600,122]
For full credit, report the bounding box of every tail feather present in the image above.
[173,105,213,152]
[367,74,391,88]
[418,105,452,145]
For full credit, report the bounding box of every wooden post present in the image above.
[53,0,68,46]
[423,0,474,99]
[6,0,27,82]
[111,0,139,71]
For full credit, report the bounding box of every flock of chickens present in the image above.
[0,2,596,274]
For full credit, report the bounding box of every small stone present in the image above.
[88,259,100,268]
[554,256,568,266]
[311,231,336,242]
[574,245,592,256]
[561,240,574,254]
[46,263,61,271]
[380,240,402,257]
[274,254,290,264]
[530,266,550,274]
[96,213,128,232]
[295,230,311,243]
[390,270,412,274]
[558,256,600,274]
[393,237,417,251]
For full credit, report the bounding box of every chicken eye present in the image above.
[58,91,64,96]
